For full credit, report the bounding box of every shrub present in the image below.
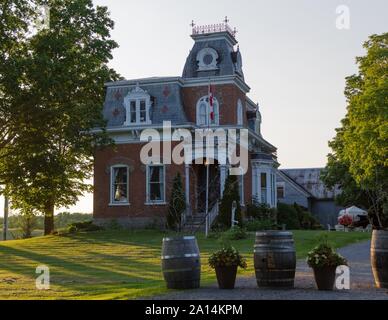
[166,173,186,231]
[67,220,103,233]
[215,175,242,229]
[222,226,248,240]
[245,219,275,231]
[208,246,247,269]
[246,202,277,222]
[277,203,301,229]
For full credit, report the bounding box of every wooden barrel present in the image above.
[161,236,201,289]
[371,230,388,289]
[254,231,296,288]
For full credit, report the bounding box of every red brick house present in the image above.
[93,22,279,228]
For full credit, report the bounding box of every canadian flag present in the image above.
[208,83,214,122]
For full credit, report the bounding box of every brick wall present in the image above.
[182,84,247,126]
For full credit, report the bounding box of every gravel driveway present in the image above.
[151,240,388,300]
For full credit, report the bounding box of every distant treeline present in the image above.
[0,212,93,230]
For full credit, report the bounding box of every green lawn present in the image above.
[0,230,371,300]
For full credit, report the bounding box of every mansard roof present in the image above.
[103,80,187,127]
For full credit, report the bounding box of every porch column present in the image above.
[220,165,227,198]
[185,164,191,214]
[266,170,271,207]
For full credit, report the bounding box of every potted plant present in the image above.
[307,240,347,290]
[208,246,247,289]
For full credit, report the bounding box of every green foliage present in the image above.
[307,235,347,268]
[276,203,301,229]
[323,33,388,228]
[221,226,248,240]
[215,175,242,229]
[66,220,103,233]
[14,212,39,239]
[0,0,120,235]
[293,203,322,230]
[166,173,186,231]
[208,246,247,269]
[246,202,277,222]
[244,219,275,231]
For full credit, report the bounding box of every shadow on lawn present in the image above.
[0,243,165,296]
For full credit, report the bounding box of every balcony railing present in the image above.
[192,23,236,38]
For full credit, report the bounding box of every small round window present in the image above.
[203,54,214,65]
[197,47,218,71]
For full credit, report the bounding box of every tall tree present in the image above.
[0,0,120,234]
[323,33,388,228]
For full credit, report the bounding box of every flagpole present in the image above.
[205,78,211,238]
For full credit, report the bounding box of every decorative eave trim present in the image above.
[183,75,250,93]
[104,77,184,88]
[191,31,238,47]
[248,130,277,152]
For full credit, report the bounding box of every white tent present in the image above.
[338,206,367,221]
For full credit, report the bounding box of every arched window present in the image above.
[237,99,243,125]
[196,96,219,126]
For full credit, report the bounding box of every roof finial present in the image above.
[223,16,229,24]
[233,27,238,37]
[190,20,196,28]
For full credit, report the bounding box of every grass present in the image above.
[0,229,371,300]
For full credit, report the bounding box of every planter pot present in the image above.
[215,265,238,289]
[312,266,337,290]
[371,230,388,289]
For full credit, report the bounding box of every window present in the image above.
[124,84,151,125]
[130,101,136,123]
[110,166,129,204]
[196,47,219,71]
[237,99,243,125]
[196,96,219,126]
[277,183,285,199]
[147,165,165,203]
[261,172,267,204]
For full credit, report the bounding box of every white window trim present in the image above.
[196,96,219,126]
[123,84,152,126]
[277,182,286,199]
[145,164,166,205]
[109,165,130,206]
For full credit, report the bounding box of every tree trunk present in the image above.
[44,202,55,235]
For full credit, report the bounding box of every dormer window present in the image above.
[124,84,151,125]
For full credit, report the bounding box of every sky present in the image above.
[1,0,387,216]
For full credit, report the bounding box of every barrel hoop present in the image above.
[371,248,388,252]
[161,253,199,259]
[163,236,196,241]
